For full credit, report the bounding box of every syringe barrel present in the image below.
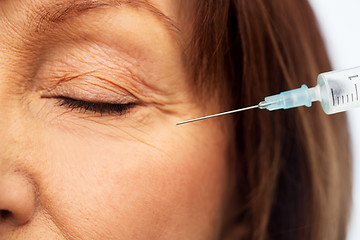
[317,66,360,114]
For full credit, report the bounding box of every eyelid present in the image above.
[40,75,140,105]
[33,39,157,102]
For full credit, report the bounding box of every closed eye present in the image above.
[56,97,135,116]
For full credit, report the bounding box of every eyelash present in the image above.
[56,97,135,116]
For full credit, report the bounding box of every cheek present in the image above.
[32,124,230,239]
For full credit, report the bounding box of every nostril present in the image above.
[0,210,12,220]
[0,175,36,227]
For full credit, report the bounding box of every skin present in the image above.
[0,0,234,239]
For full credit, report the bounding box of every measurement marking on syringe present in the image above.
[342,96,344,104]
[337,97,340,105]
[352,93,354,102]
[349,75,359,80]
[347,94,349,103]
[356,84,359,101]
[331,88,335,106]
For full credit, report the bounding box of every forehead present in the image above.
[25,0,179,33]
[0,0,184,64]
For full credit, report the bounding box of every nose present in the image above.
[0,173,36,227]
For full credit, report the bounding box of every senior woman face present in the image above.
[0,0,234,239]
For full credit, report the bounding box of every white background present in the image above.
[307,1,360,239]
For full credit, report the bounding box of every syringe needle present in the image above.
[176,105,259,125]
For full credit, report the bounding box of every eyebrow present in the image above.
[33,0,180,35]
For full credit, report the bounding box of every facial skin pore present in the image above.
[0,0,233,239]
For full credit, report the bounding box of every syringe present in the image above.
[176,66,360,125]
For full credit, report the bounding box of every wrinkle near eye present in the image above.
[34,41,173,105]
[44,100,155,139]
[17,1,194,137]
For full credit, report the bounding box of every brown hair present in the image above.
[182,0,352,239]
